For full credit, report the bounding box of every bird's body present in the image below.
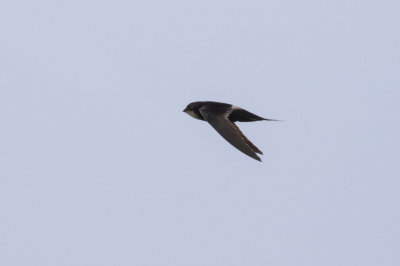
[183,101,278,161]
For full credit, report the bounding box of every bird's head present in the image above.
[183,101,204,120]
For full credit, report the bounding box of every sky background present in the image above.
[1,0,399,265]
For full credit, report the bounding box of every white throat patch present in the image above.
[186,110,201,120]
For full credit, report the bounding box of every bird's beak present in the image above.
[183,107,188,112]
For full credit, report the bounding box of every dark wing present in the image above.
[200,106,262,161]
[231,122,263,155]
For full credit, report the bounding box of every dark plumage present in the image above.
[183,101,278,161]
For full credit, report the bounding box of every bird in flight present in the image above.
[183,101,278,161]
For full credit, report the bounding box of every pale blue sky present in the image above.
[1,0,399,265]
